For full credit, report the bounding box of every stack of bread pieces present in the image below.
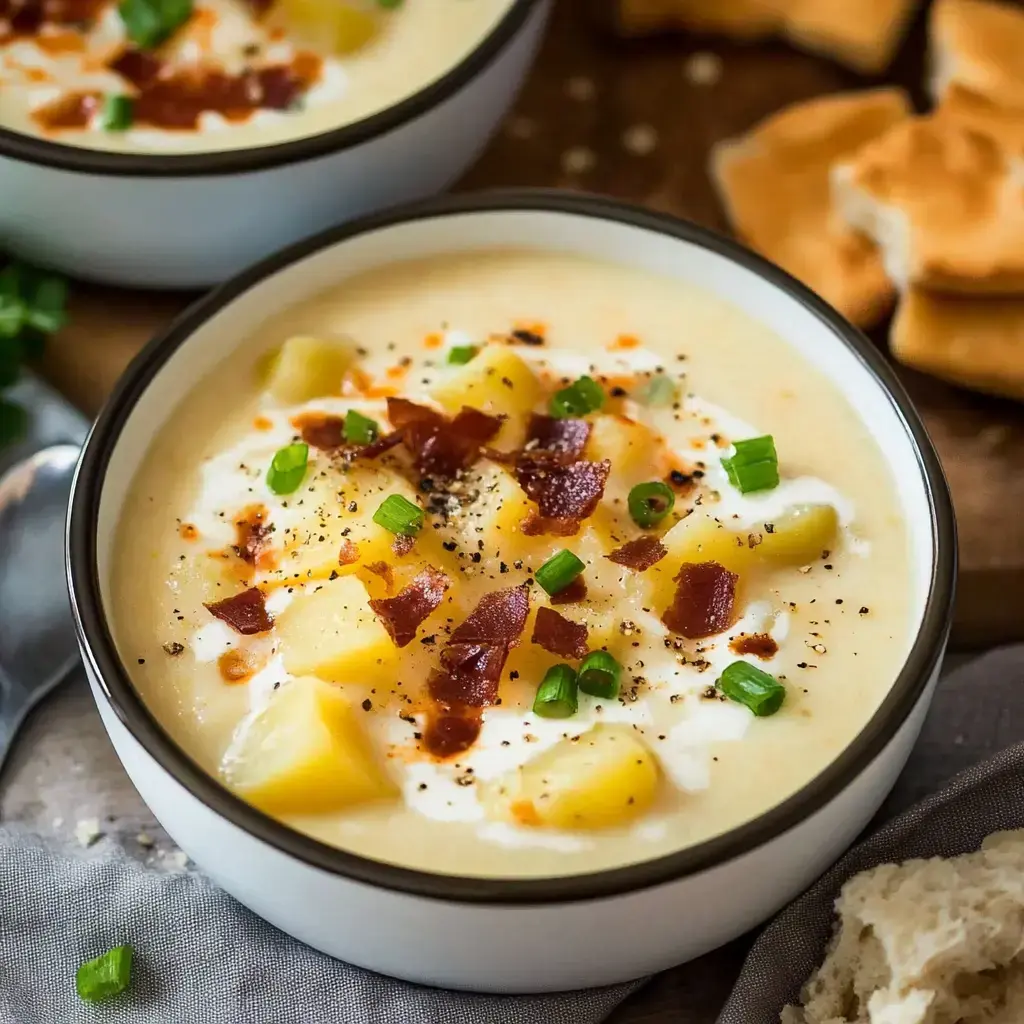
[712,0,1024,402]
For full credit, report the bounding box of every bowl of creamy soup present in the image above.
[0,0,547,288]
[67,190,955,992]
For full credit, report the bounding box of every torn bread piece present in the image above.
[891,288,1024,400]
[936,83,1024,153]
[929,0,1024,108]
[783,830,1024,1024]
[712,88,911,328]
[833,116,1024,295]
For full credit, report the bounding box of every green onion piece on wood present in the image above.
[447,345,478,365]
[533,664,579,719]
[550,375,605,418]
[101,94,134,132]
[721,435,779,494]
[627,481,675,528]
[343,409,379,445]
[266,442,308,496]
[373,494,424,536]
[534,549,585,596]
[577,650,621,699]
[717,661,786,717]
[117,0,193,49]
[76,945,133,1002]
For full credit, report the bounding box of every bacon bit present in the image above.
[234,506,271,566]
[525,414,591,459]
[532,607,588,660]
[294,412,345,450]
[421,710,482,760]
[550,576,588,605]
[369,567,450,648]
[510,328,545,347]
[252,415,273,431]
[423,332,443,349]
[516,457,611,536]
[386,397,502,479]
[662,561,738,639]
[33,90,100,130]
[358,429,403,460]
[217,647,264,684]
[365,561,394,589]
[606,536,667,571]
[338,539,360,566]
[609,334,640,350]
[392,534,415,558]
[1,0,107,35]
[729,633,779,660]
[179,522,199,541]
[205,588,273,635]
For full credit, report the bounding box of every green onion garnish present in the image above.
[639,374,677,408]
[117,0,193,49]
[76,945,133,1003]
[447,345,478,365]
[343,409,379,445]
[577,650,621,699]
[373,494,424,536]
[377,0,404,7]
[266,442,308,495]
[533,663,579,719]
[721,435,779,494]
[100,94,134,132]
[717,661,786,717]
[534,549,585,596]
[627,481,675,529]
[0,260,68,339]
[550,375,605,418]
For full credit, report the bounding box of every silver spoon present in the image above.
[0,443,82,775]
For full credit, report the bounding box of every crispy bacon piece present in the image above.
[234,505,271,566]
[661,561,738,639]
[532,607,589,660]
[730,633,778,660]
[392,534,415,558]
[358,430,403,460]
[205,587,274,636]
[525,415,591,459]
[338,539,360,566]
[550,576,588,605]
[295,412,345,450]
[365,561,393,590]
[606,536,668,571]
[422,710,482,760]
[386,398,502,479]
[369,567,450,648]
[516,457,611,536]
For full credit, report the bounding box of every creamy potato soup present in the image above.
[113,251,914,879]
[0,0,510,153]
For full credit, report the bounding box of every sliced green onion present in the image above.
[550,375,605,418]
[0,261,68,339]
[578,650,621,699]
[24,271,68,334]
[343,409,379,445]
[101,94,134,131]
[373,493,424,536]
[76,945,133,1002]
[266,442,308,495]
[717,661,786,717]
[533,664,579,719]
[534,549,585,596]
[721,435,779,494]
[639,374,677,408]
[117,0,193,49]
[447,345,478,366]
[628,481,675,528]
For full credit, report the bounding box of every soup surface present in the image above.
[112,250,915,879]
[0,0,511,153]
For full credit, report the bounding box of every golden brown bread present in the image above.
[711,88,912,328]
[891,289,1024,401]
[833,115,1024,295]
[935,83,1024,152]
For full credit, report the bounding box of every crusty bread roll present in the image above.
[783,830,1024,1024]
[934,83,1024,152]
[711,88,911,328]
[832,116,1024,295]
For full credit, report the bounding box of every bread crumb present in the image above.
[136,831,155,849]
[566,75,595,101]
[561,146,596,175]
[684,51,722,86]
[623,123,659,156]
[74,817,103,848]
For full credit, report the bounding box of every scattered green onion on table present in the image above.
[76,944,133,1002]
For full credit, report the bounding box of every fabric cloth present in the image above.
[1,647,1020,1023]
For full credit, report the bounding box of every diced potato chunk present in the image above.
[431,345,542,423]
[271,0,380,55]
[277,576,396,682]
[757,504,839,566]
[486,724,659,830]
[265,336,354,403]
[588,414,665,488]
[223,676,397,815]
[462,464,536,562]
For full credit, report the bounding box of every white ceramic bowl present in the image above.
[0,1,548,290]
[67,192,956,994]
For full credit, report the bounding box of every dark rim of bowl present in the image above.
[67,189,957,905]
[0,0,540,178]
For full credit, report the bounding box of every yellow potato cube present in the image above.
[588,414,664,488]
[431,345,543,422]
[463,464,536,563]
[486,724,659,830]
[265,336,355,404]
[277,575,397,682]
[757,504,839,566]
[271,0,380,55]
[223,676,397,816]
